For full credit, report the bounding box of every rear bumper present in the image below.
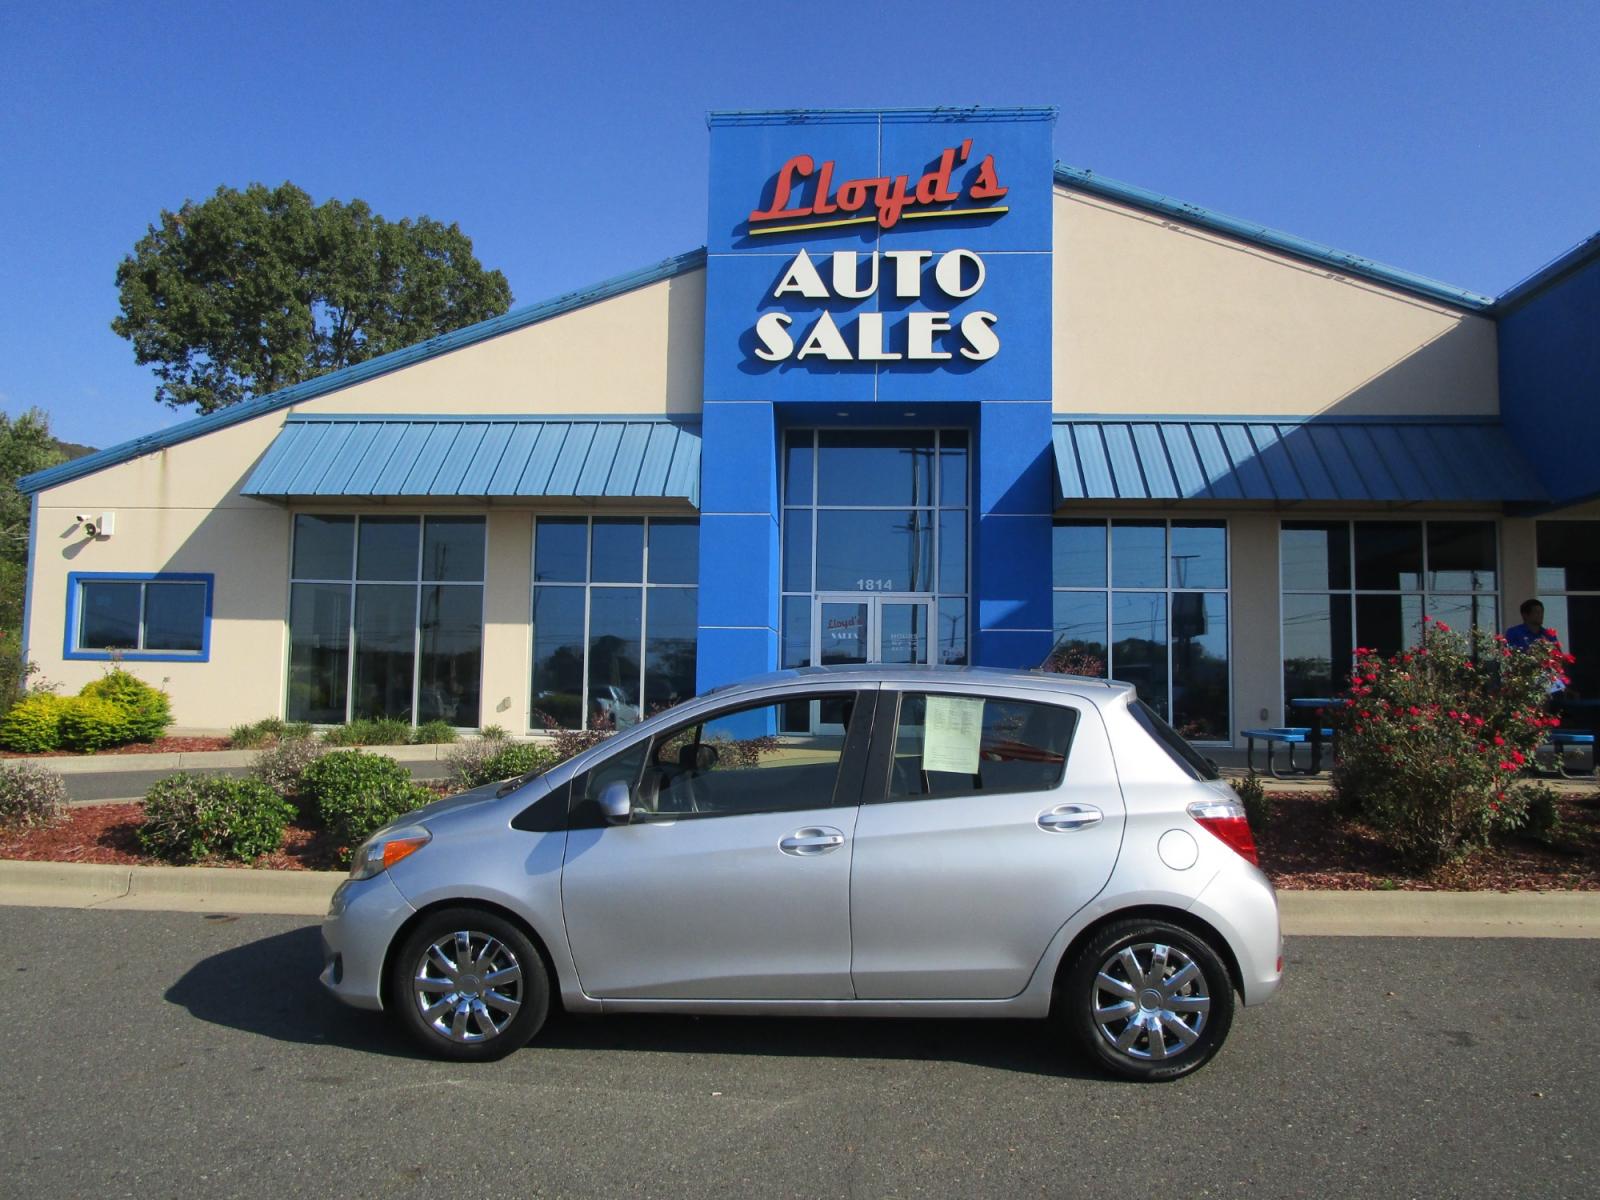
[319,873,417,1012]
[1190,864,1283,1006]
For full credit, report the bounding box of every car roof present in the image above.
[701,664,1134,703]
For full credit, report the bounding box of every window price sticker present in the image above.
[921,695,985,774]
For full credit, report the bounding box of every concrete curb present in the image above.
[1,859,1597,934]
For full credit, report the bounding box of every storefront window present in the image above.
[780,429,968,671]
[287,514,484,727]
[1280,519,1497,705]
[531,516,698,730]
[1536,521,1600,698]
[1051,519,1229,742]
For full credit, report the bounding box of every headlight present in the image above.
[348,824,432,881]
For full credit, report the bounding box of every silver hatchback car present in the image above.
[321,666,1281,1081]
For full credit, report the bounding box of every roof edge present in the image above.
[279,412,701,425]
[19,247,709,495]
[1053,413,1508,426]
[1054,164,1493,312]
[1490,229,1600,314]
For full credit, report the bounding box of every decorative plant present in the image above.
[1330,618,1567,866]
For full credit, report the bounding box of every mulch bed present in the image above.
[1,737,233,759]
[3,785,1598,889]
[1261,789,1600,891]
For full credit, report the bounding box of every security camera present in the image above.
[77,513,115,539]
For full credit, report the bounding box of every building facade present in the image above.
[21,107,1600,742]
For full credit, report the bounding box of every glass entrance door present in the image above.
[815,595,933,667]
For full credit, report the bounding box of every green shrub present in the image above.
[57,695,130,751]
[1231,771,1272,834]
[1331,618,1561,866]
[0,761,67,829]
[0,693,68,752]
[138,773,296,863]
[477,724,509,741]
[230,716,288,748]
[1495,782,1564,841]
[445,739,560,791]
[79,670,172,742]
[412,719,459,745]
[250,735,328,807]
[301,750,433,853]
[323,717,415,747]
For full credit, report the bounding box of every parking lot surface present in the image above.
[1,907,1593,1198]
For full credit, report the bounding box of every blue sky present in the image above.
[3,1,1597,448]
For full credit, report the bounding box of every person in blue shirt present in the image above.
[1504,599,1558,652]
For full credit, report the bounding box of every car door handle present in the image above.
[1037,804,1102,832]
[779,827,846,856]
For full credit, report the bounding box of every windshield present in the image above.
[1128,700,1220,781]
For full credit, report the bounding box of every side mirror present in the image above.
[598,780,633,825]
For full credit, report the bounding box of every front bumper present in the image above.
[319,872,417,1012]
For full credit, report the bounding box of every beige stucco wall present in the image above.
[1053,189,1499,418]
[296,270,704,417]
[26,269,706,729]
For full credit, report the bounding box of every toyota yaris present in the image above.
[321,666,1282,1081]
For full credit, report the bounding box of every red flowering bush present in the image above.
[1330,618,1569,866]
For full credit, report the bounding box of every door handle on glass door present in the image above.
[779,828,846,855]
[1037,805,1102,832]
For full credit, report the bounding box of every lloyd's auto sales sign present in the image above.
[703,107,1055,404]
[747,139,1006,365]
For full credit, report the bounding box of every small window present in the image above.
[69,573,211,660]
[887,693,1077,800]
[1128,700,1219,781]
[591,694,860,821]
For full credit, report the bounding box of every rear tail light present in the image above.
[1186,798,1259,865]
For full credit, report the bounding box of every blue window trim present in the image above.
[64,572,214,663]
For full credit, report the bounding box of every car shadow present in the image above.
[166,926,1099,1079]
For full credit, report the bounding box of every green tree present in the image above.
[0,409,65,572]
[112,182,513,414]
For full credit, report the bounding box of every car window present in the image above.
[1128,699,1219,780]
[885,692,1078,800]
[632,693,860,819]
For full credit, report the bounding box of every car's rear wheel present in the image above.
[1061,918,1234,1082]
[389,907,549,1062]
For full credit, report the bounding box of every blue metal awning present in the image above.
[1052,417,1549,504]
[242,415,701,506]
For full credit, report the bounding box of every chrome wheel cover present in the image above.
[1091,941,1211,1061]
[412,930,524,1043]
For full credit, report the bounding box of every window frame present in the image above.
[1277,517,1501,714]
[1534,517,1600,698]
[530,514,700,732]
[65,571,213,662]
[1050,517,1232,745]
[865,688,1081,805]
[285,512,487,728]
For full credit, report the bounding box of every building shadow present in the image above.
[165,925,1100,1079]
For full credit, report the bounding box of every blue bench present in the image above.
[1545,730,1596,779]
[1242,727,1334,779]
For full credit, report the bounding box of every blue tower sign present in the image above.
[697,108,1058,691]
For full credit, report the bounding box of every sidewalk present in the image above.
[1,858,1595,936]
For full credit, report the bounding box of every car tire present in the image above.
[389,907,550,1062]
[1061,918,1235,1082]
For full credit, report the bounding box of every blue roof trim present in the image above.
[1051,416,1547,505]
[708,106,1057,126]
[242,415,702,507]
[1054,164,1493,312]
[1491,229,1600,313]
[18,248,709,496]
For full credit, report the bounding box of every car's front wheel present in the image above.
[389,907,550,1062]
[1061,918,1235,1082]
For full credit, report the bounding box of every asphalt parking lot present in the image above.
[1,906,1594,1199]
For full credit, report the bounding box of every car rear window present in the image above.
[1129,700,1219,780]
